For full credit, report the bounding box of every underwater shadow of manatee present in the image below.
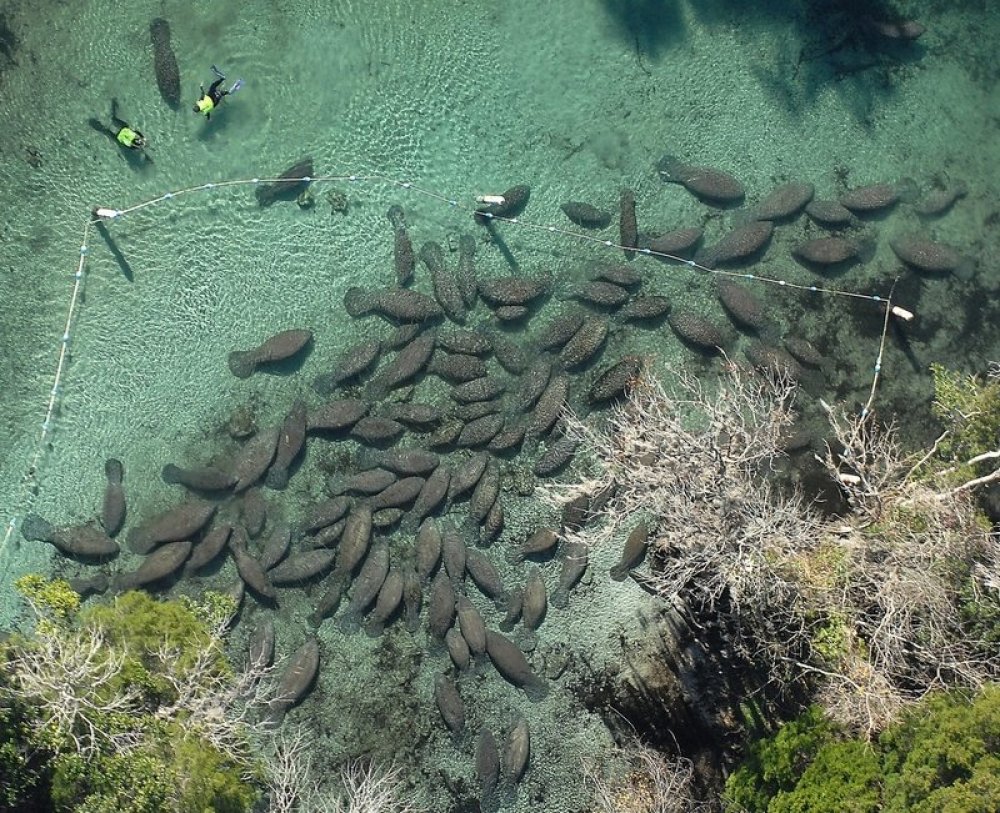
[598,0,685,61]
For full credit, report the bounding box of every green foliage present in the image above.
[80,590,230,702]
[928,364,1000,482]
[725,688,1000,813]
[15,573,80,626]
[1,590,260,812]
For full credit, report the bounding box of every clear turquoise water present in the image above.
[0,0,997,808]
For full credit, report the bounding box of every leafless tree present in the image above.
[583,740,708,813]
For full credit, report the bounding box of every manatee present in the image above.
[668,311,726,353]
[478,275,549,307]
[446,628,471,670]
[308,574,348,628]
[387,205,415,286]
[267,638,320,726]
[573,280,630,309]
[21,514,119,560]
[839,179,917,213]
[805,199,854,227]
[469,462,500,525]
[618,294,672,324]
[184,522,232,574]
[510,528,559,563]
[503,717,531,786]
[266,399,307,490]
[434,673,466,736]
[333,505,373,578]
[339,542,390,634]
[784,337,824,368]
[745,342,803,381]
[521,566,547,631]
[552,541,588,608]
[228,528,277,601]
[344,287,443,322]
[407,466,450,531]
[368,476,424,512]
[67,573,110,599]
[475,184,530,219]
[427,570,456,639]
[485,630,549,700]
[365,565,404,637]
[248,618,276,670]
[466,549,507,606]
[619,188,638,259]
[526,373,570,439]
[161,464,237,492]
[429,351,487,383]
[300,496,352,534]
[476,727,501,812]
[232,425,281,493]
[534,437,579,477]
[313,340,382,394]
[328,468,397,498]
[240,488,267,538]
[695,221,773,269]
[560,315,608,369]
[457,233,479,308]
[365,331,437,399]
[750,182,814,221]
[610,521,648,581]
[255,158,314,207]
[258,523,291,572]
[267,549,336,586]
[456,594,487,655]
[657,155,745,204]
[149,19,180,110]
[561,201,612,229]
[915,182,967,218]
[512,357,554,413]
[588,355,643,404]
[127,499,217,555]
[717,279,768,332]
[350,416,405,446]
[415,518,443,581]
[381,402,443,431]
[536,310,586,352]
[402,567,423,632]
[644,227,703,258]
[307,398,368,433]
[101,458,126,537]
[228,329,313,379]
[889,234,972,276]
[115,539,191,591]
[793,236,875,267]
[420,241,466,324]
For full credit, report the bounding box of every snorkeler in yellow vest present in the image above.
[194,65,244,120]
[88,98,149,157]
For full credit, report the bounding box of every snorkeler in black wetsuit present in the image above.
[88,98,148,151]
[193,65,244,120]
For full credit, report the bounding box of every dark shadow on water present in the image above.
[92,218,134,282]
[598,0,685,60]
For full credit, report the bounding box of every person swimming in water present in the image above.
[88,98,148,153]
[194,65,244,120]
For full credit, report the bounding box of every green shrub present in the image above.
[725,688,1000,813]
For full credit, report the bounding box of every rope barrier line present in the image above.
[0,171,906,565]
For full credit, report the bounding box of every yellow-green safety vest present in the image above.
[116,127,138,147]
[197,95,215,115]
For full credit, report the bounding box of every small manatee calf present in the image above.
[387,205,415,285]
[619,188,638,259]
[502,717,531,786]
[476,727,501,813]
[657,155,745,204]
[228,329,313,379]
[610,521,649,581]
[839,179,917,214]
[695,221,773,269]
[161,463,237,492]
[427,570,457,640]
[750,182,814,222]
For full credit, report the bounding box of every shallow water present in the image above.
[0,0,997,808]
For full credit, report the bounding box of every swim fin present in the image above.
[211,64,226,79]
[228,79,244,94]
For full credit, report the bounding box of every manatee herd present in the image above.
[22,148,975,808]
